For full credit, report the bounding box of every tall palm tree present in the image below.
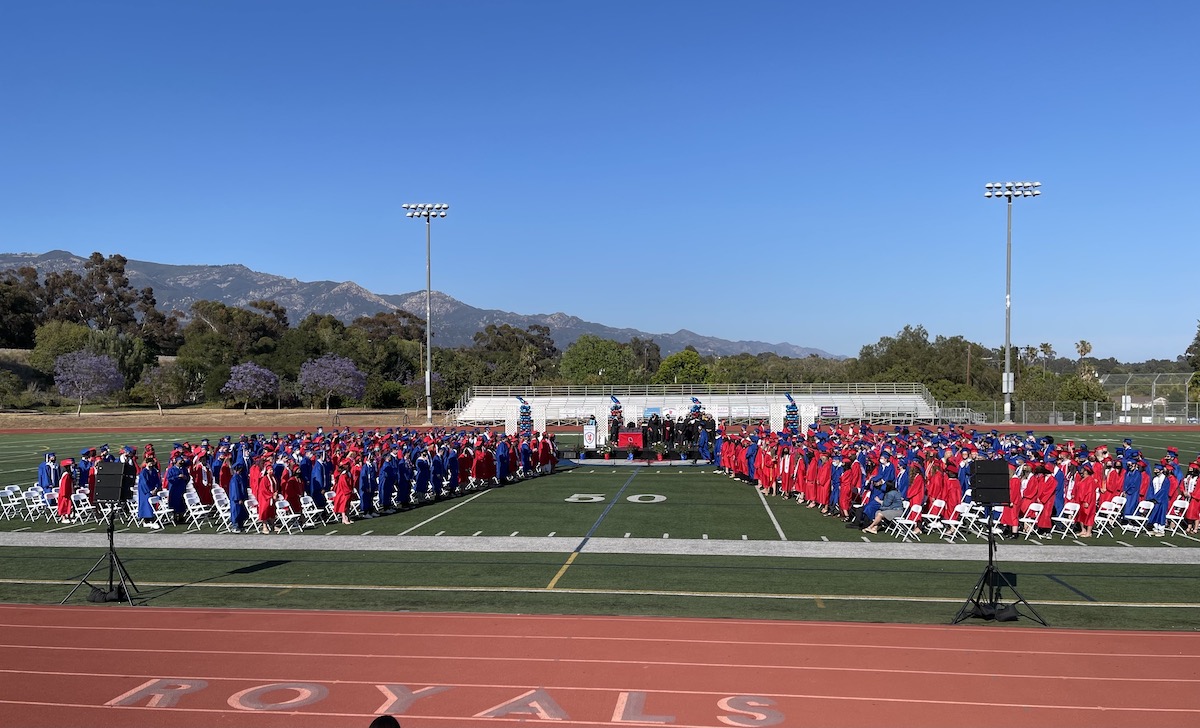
[1021,345,1038,374]
[1075,340,1094,378]
[1039,342,1055,374]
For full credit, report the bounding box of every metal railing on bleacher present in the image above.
[454,382,937,408]
[453,383,943,426]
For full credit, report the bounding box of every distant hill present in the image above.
[0,250,839,359]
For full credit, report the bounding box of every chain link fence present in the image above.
[940,401,1200,426]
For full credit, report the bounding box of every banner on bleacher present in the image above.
[819,405,839,419]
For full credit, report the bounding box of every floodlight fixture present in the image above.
[983,181,1042,424]
[402,201,451,425]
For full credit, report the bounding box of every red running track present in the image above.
[0,604,1197,727]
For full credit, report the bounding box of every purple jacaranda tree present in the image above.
[299,354,366,410]
[221,362,279,412]
[54,351,124,416]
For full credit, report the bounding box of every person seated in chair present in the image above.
[862,481,903,535]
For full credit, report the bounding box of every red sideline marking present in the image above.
[0,605,1197,727]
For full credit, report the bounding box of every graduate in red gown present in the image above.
[802,448,820,505]
[280,460,303,513]
[997,461,1024,535]
[332,460,354,524]
[1070,462,1099,537]
[56,458,76,522]
[813,448,833,513]
[472,442,496,484]
[1035,462,1057,530]
[904,461,926,511]
[217,449,233,492]
[1184,466,1200,534]
[190,449,214,505]
[839,451,861,516]
[773,445,791,497]
[458,447,473,485]
[254,457,279,532]
[1100,459,1124,506]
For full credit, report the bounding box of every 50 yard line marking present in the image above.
[545,552,579,589]
[546,467,641,589]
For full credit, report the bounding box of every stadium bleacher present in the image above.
[454,384,943,432]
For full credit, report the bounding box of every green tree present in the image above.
[1185,321,1200,371]
[1014,370,1060,401]
[652,349,708,384]
[850,325,936,382]
[40,253,159,336]
[263,313,346,379]
[706,353,767,384]
[349,310,426,343]
[1039,342,1055,373]
[176,300,289,386]
[0,370,23,408]
[1059,374,1108,402]
[560,335,633,384]
[471,324,559,385]
[29,321,93,376]
[86,326,154,391]
[132,362,191,414]
[0,267,42,348]
[629,337,662,382]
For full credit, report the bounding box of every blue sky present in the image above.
[2,1,1196,363]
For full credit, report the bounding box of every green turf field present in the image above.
[1,547,1196,630]
[3,429,1199,630]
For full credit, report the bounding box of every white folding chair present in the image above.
[70,492,98,524]
[1019,502,1044,539]
[23,489,47,522]
[183,491,213,530]
[244,494,263,533]
[40,489,59,521]
[152,495,176,529]
[940,502,972,542]
[324,493,340,523]
[1050,502,1080,539]
[121,499,140,527]
[212,497,234,533]
[1092,501,1120,537]
[0,489,20,519]
[1165,498,1189,537]
[961,502,988,537]
[1119,500,1154,538]
[137,496,164,529]
[299,495,324,528]
[892,503,924,542]
[921,498,947,535]
[275,499,302,534]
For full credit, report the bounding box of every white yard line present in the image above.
[755,487,787,541]
[397,490,491,536]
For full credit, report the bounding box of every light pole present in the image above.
[402,202,449,425]
[984,181,1040,424]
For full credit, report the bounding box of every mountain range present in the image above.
[0,250,838,358]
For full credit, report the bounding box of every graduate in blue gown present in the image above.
[378,452,398,512]
[495,439,511,484]
[228,462,249,532]
[136,458,161,529]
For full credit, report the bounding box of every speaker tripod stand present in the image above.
[62,504,140,606]
[952,508,1047,625]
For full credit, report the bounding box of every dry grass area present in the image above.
[0,408,440,432]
